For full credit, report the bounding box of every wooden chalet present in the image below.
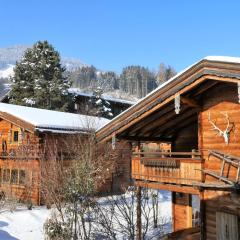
[1,88,135,119]
[0,103,110,205]
[72,91,135,119]
[97,56,240,240]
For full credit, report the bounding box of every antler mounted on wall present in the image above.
[208,112,233,145]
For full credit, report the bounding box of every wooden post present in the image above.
[187,194,193,228]
[136,186,142,240]
[172,192,175,231]
[220,160,225,178]
[199,190,205,240]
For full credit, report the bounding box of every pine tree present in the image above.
[90,87,113,119]
[10,41,72,111]
[69,65,97,90]
[120,66,157,98]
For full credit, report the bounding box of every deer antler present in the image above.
[221,112,230,132]
[208,112,223,135]
[208,112,232,145]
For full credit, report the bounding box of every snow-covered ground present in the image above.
[0,191,172,240]
[0,207,51,240]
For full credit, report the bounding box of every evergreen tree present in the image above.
[69,65,97,90]
[10,41,72,111]
[90,87,113,119]
[98,71,119,91]
[120,66,157,98]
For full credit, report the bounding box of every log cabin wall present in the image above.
[199,83,240,181]
[203,190,240,240]
[199,83,240,239]
[98,140,132,193]
[42,134,132,195]
[0,159,40,205]
[0,118,41,205]
[113,140,131,192]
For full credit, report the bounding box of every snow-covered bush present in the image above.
[44,217,71,240]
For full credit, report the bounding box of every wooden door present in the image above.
[216,212,239,240]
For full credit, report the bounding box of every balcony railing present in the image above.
[132,151,203,185]
[0,146,42,160]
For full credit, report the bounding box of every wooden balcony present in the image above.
[0,146,42,160]
[132,151,203,185]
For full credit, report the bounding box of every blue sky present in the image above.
[1,1,240,73]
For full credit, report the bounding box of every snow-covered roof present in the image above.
[204,56,240,64]
[0,103,110,133]
[68,88,136,105]
[97,56,240,131]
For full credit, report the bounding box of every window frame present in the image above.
[2,169,10,183]
[10,169,18,184]
[13,131,19,142]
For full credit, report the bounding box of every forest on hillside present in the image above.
[0,44,177,101]
[68,63,176,99]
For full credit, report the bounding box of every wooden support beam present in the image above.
[172,192,175,232]
[149,108,198,137]
[199,191,205,240]
[127,104,174,136]
[181,96,201,108]
[152,113,197,138]
[193,80,219,97]
[191,182,235,190]
[135,180,200,195]
[187,194,193,228]
[118,135,173,142]
[136,186,142,240]
[139,106,190,136]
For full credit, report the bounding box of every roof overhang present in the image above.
[0,111,35,133]
[0,111,94,135]
[96,58,240,143]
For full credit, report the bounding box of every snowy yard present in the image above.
[0,190,172,240]
[0,207,51,240]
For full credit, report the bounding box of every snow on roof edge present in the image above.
[204,56,240,64]
[0,103,110,132]
[97,56,240,133]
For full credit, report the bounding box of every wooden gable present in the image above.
[97,59,240,143]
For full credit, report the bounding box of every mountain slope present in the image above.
[0,45,86,75]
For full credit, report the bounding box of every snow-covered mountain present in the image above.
[0,45,86,78]
[0,45,29,70]
[0,64,14,78]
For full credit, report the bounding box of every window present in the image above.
[3,169,10,183]
[2,140,7,152]
[13,131,19,142]
[19,170,26,185]
[11,169,18,184]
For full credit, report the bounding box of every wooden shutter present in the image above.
[216,212,239,240]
